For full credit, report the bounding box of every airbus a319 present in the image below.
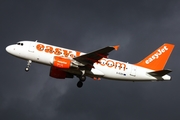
[6,41,174,88]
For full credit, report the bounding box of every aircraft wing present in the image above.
[74,45,119,67]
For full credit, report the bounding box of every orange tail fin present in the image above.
[135,43,174,70]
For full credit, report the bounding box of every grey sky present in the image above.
[1,0,180,120]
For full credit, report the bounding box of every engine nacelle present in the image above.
[49,66,73,79]
[53,56,72,69]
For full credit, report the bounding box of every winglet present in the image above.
[113,45,119,50]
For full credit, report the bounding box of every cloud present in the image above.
[1,0,180,120]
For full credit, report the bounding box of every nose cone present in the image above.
[6,45,10,53]
[6,45,14,54]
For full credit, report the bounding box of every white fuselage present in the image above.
[6,41,171,81]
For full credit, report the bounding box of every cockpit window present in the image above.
[17,42,23,46]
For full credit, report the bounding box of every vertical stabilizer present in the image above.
[135,43,174,70]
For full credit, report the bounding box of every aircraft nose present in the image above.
[6,45,14,54]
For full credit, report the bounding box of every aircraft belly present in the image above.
[26,51,52,65]
[95,64,158,81]
[90,68,104,76]
[134,67,158,81]
[35,53,52,65]
[95,65,129,80]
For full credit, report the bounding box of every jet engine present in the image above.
[53,56,72,69]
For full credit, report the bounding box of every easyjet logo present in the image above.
[145,46,168,64]
[36,44,81,58]
[96,58,127,71]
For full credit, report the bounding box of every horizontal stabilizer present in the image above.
[148,69,172,77]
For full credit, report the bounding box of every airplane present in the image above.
[6,40,174,88]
